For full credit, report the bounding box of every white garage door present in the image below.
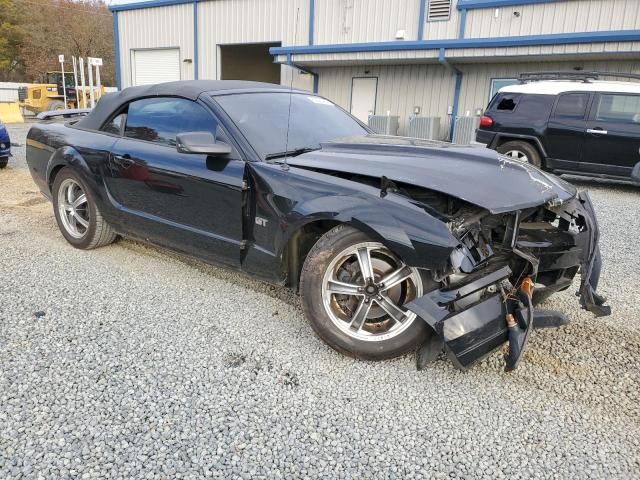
[131,49,180,86]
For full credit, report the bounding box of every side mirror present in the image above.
[632,162,640,183]
[176,131,232,156]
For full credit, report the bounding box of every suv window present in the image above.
[124,97,217,146]
[595,94,640,124]
[490,94,520,112]
[554,93,589,119]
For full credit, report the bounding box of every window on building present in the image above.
[554,93,589,119]
[124,97,217,146]
[595,94,640,124]
[489,78,519,100]
[427,0,452,22]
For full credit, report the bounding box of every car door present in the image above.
[543,92,590,171]
[582,92,640,178]
[103,96,245,267]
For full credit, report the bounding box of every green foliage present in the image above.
[0,0,115,85]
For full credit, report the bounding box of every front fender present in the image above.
[283,191,459,271]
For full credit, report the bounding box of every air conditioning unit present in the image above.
[452,116,480,145]
[368,115,399,135]
[408,116,441,140]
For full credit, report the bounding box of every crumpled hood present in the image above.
[286,135,577,214]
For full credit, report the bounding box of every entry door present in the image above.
[103,97,245,267]
[583,93,640,178]
[132,49,180,86]
[350,77,378,123]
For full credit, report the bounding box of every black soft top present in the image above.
[75,80,294,130]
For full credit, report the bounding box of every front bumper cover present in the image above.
[407,191,610,371]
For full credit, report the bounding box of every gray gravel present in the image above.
[1,123,639,479]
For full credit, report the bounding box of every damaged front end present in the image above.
[407,192,611,371]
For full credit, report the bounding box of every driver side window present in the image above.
[124,97,217,147]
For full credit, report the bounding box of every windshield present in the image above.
[214,92,368,160]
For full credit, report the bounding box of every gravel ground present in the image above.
[1,123,639,479]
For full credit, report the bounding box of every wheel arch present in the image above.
[494,134,547,164]
[282,197,459,290]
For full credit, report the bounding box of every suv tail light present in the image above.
[479,116,493,128]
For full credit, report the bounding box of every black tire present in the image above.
[47,100,66,111]
[497,140,543,168]
[300,224,433,360]
[0,156,8,169]
[52,168,117,249]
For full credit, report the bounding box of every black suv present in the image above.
[477,72,640,182]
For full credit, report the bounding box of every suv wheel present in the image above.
[497,141,542,168]
[300,225,434,360]
[0,156,8,169]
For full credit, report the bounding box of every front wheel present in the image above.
[300,225,433,360]
[0,156,8,169]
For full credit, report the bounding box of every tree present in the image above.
[8,0,115,85]
[0,0,26,81]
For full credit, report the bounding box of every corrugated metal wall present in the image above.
[316,59,640,138]
[465,0,640,38]
[314,0,421,44]
[117,4,195,88]
[316,64,455,139]
[197,0,309,84]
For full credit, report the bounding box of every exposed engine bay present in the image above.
[405,188,610,371]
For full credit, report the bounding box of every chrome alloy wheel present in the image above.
[504,149,529,162]
[57,178,90,239]
[321,242,423,342]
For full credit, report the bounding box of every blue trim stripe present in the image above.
[457,0,563,10]
[270,30,640,56]
[193,0,198,79]
[112,12,121,89]
[417,0,426,40]
[309,0,315,45]
[109,0,195,12]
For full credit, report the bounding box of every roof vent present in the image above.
[428,0,452,22]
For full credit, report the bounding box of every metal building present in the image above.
[110,0,640,140]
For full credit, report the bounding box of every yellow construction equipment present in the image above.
[0,102,24,123]
[18,72,104,114]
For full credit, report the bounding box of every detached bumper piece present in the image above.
[408,266,534,371]
[574,192,611,317]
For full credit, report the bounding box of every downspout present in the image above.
[439,48,462,142]
[308,0,315,45]
[193,0,199,79]
[458,8,467,39]
[286,53,319,94]
[417,0,426,40]
[112,11,121,90]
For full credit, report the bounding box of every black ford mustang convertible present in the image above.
[26,80,610,371]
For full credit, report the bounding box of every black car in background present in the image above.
[477,72,640,181]
[25,80,609,371]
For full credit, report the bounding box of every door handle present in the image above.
[587,128,608,136]
[113,154,134,168]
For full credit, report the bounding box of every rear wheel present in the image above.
[52,168,117,249]
[0,156,7,169]
[497,140,542,168]
[300,225,433,360]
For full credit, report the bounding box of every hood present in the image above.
[286,135,577,214]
